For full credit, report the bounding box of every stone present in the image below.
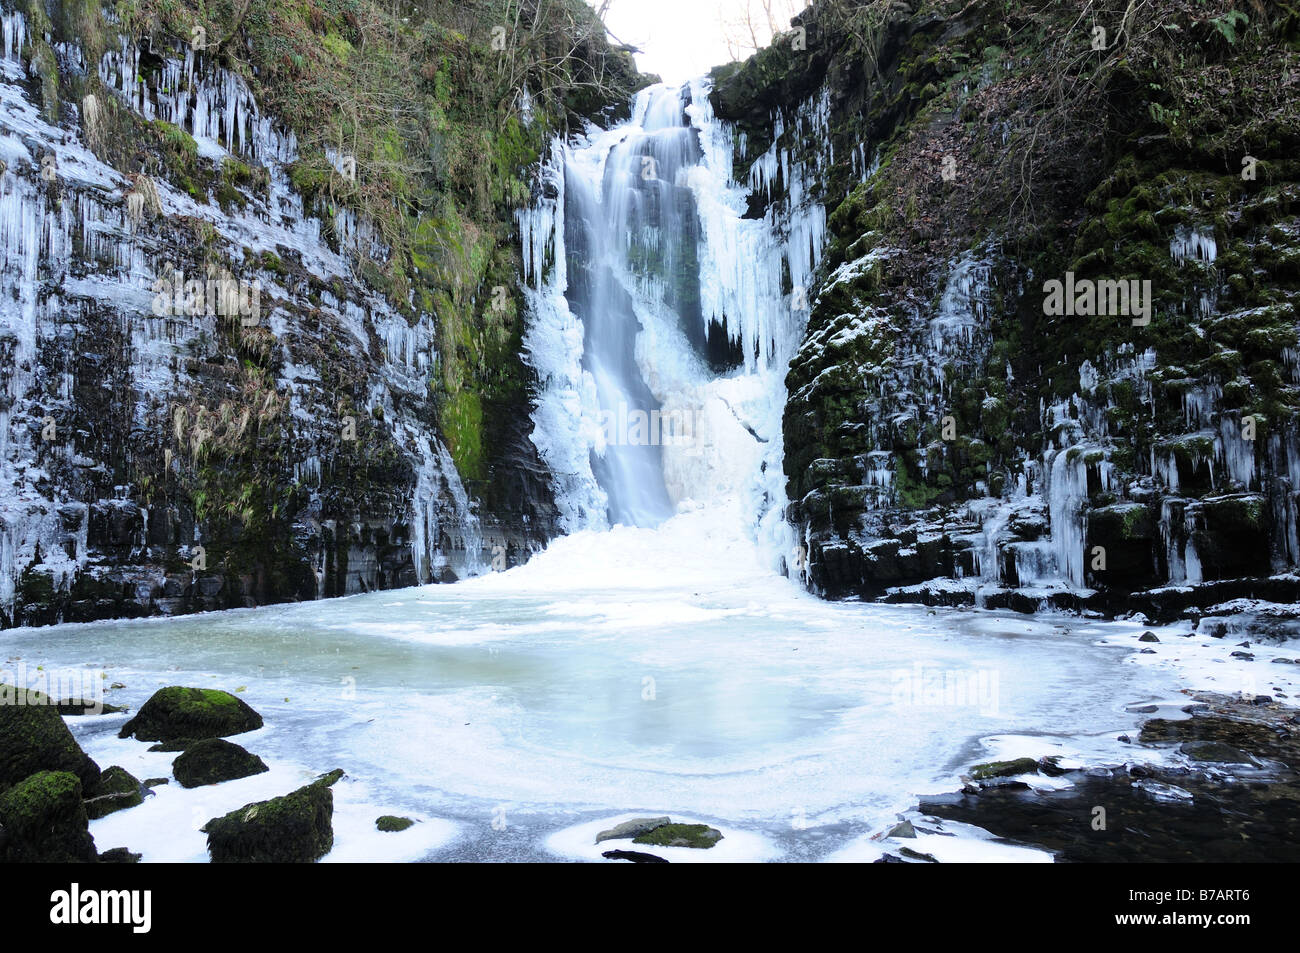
[55,697,128,716]
[0,771,97,862]
[602,849,669,863]
[84,765,144,819]
[98,847,142,863]
[1139,632,1160,643]
[970,758,1039,780]
[375,815,415,833]
[0,685,102,793]
[885,820,917,838]
[172,738,269,788]
[1179,741,1256,765]
[118,686,262,743]
[632,823,723,849]
[595,815,672,844]
[203,782,334,863]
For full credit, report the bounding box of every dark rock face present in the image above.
[118,687,263,744]
[172,738,269,789]
[711,1,1300,614]
[0,771,97,863]
[203,782,334,863]
[0,686,102,793]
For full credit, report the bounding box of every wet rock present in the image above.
[55,697,128,716]
[0,770,97,862]
[0,685,102,792]
[143,778,169,788]
[118,686,262,743]
[1180,741,1257,765]
[98,847,142,863]
[1231,651,1255,660]
[632,823,724,849]
[970,758,1038,780]
[1139,632,1160,643]
[885,820,917,838]
[172,738,269,788]
[376,815,415,832]
[84,765,145,819]
[602,849,669,863]
[898,846,939,862]
[1038,756,1070,776]
[203,781,334,863]
[313,768,345,787]
[595,815,671,844]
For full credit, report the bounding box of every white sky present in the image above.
[587,0,803,86]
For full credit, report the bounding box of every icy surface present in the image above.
[9,501,1198,862]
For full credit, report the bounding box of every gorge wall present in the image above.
[0,0,645,627]
[706,0,1300,620]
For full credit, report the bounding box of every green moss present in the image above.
[376,815,415,832]
[631,823,723,849]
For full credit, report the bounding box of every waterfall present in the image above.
[519,81,829,567]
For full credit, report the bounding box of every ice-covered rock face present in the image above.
[720,0,1300,615]
[0,7,513,626]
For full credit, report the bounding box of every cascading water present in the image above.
[521,81,828,564]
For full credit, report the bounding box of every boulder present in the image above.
[375,815,415,833]
[98,847,141,863]
[602,849,669,863]
[0,770,97,862]
[203,782,334,863]
[84,765,145,820]
[970,758,1039,780]
[632,823,723,849]
[55,697,128,716]
[118,686,262,743]
[172,739,269,789]
[0,685,102,793]
[595,815,671,844]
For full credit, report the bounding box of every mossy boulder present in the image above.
[0,685,102,793]
[172,738,269,789]
[631,823,724,849]
[84,765,145,820]
[118,687,262,744]
[970,758,1039,780]
[203,782,334,863]
[0,770,97,862]
[375,815,415,833]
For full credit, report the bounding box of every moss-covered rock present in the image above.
[631,823,723,849]
[203,781,334,863]
[118,686,263,743]
[172,738,269,789]
[0,685,102,793]
[375,815,415,832]
[84,765,144,819]
[970,758,1039,781]
[0,770,97,862]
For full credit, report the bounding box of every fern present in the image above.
[1210,10,1250,44]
